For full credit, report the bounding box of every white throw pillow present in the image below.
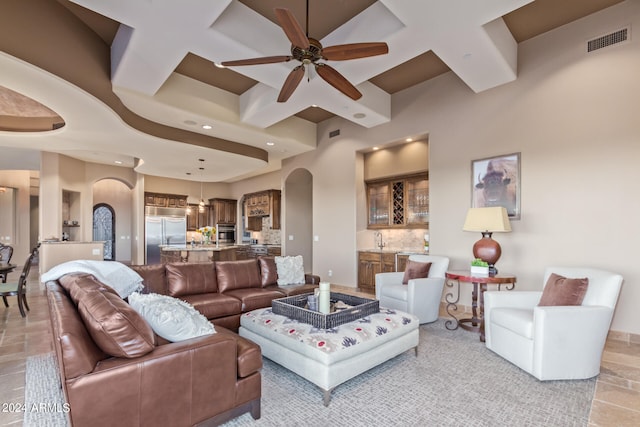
[128,292,215,342]
[275,255,305,286]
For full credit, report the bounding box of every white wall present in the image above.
[93,179,133,262]
[282,2,640,334]
[0,171,31,260]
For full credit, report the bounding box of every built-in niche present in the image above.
[62,190,81,241]
[360,140,429,250]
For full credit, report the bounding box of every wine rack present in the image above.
[392,181,404,225]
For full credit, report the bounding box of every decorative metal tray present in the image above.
[272,292,379,329]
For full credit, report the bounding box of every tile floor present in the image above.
[1,274,639,426]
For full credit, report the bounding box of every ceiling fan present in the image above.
[220,2,389,102]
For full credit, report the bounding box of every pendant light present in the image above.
[198,159,205,212]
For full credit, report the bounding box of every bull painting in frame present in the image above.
[471,152,521,219]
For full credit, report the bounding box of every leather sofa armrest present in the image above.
[216,328,262,378]
[66,332,249,426]
[305,274,321,285]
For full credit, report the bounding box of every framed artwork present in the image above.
[471,152,521,219]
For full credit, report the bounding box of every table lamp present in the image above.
[463,207,511,275]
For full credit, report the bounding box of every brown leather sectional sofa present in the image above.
[45,256,319,427]
[130,257,320,331]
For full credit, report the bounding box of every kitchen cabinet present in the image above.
[235,246,249,260]
[208,198,237,225]
[357,251,395,294]
[267,246,281,257]
[244,190,281,231]
[187,204,210,231]
[144,192,188,208]
[187,204,198,231]
[366,173,428,229]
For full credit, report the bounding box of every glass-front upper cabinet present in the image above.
[367,182,390,227]
[366,173,428,229]
[406,177,429,226]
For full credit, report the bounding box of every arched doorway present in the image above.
[93,203,115,260]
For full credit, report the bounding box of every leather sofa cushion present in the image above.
[59,274,155,358]
[166,262,218,297]
[258,256,278,287]
[46,282,108,378]
[223,288,285,312]
[181,292,243,320]
[129,264,167,295]
[216,259,262,293]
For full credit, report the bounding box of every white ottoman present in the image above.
[239,307,419,405]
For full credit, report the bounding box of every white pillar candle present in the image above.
[319,281,331,314]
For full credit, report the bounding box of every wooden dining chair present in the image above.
[0,244,14,282]
[0,248,36,317]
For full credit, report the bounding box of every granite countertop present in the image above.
[360,248,427,254]
[41,241,106,244]
[162,244,238,252]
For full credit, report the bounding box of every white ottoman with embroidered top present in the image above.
[239,306,419,406]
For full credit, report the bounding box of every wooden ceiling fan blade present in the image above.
[274,8,310,49]
[277,65,305,103]
[221,56,292,67]
[315,64,362,100]
[322,42,389,61]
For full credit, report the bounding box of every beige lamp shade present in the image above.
[463,207,511,275]
[463,207,511,233]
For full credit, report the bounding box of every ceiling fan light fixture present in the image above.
[221,5,388,102]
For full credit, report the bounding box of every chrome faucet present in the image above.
[374,231,386,250]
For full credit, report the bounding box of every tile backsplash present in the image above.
[357,228,429,252]
[251,217,282,245]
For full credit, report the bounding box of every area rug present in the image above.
[23,353,69,427]
[24,319,596,426]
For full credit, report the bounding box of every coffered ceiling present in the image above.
[0,0,623,182]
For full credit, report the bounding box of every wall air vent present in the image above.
[329,129,340,138]
[587,27,629,53]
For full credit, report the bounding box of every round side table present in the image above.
[444,270,516,342]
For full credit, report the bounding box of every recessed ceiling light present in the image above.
[202,124,212,130]
[214,62,226,69]
[373,146,379,151]
[353,113,366,119]
[266,141,275,146]
[406,138,413,142]
[114,160,123,165]
[311,104,318,108]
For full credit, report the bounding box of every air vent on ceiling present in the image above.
[329,129,340,138]
[587,27,629,53]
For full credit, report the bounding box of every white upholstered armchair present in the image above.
[484,266,623,381]
[375,255,450,324]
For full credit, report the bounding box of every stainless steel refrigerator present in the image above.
[145,206,187,264]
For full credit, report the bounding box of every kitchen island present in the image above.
[161,244,239,263]
[161,244,282,263]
